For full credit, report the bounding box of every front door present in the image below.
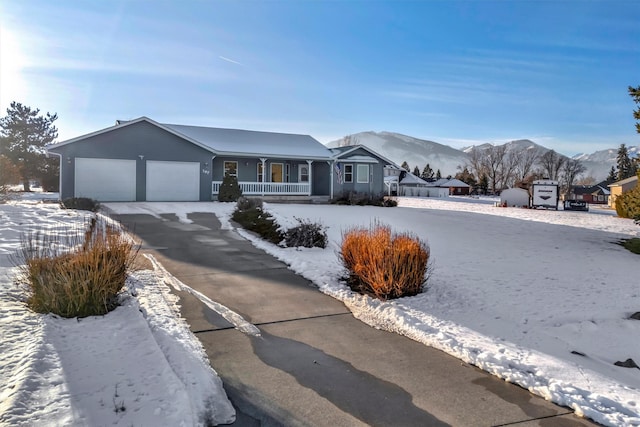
[270,163,284,182]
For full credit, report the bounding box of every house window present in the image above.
[224,161,238,177]
[257,163,263,182]
[299,165,309,182]
[598,195,604,202]
[344,164,353,183]
[285,164,290,182]
[357,164,369,183]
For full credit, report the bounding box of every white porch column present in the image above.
[327,160,334,199]
[260,158,267,196]
[306,160,313,196]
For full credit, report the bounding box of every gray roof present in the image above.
[163,123,332,159]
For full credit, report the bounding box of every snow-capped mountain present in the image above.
[327,132,639,182]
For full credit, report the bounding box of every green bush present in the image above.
[615,184,640,220]
[218,172,243,202]
[284,218,327,248]
[61,197,101,212]
[330,191,397,207]
[236,196,263,211]
[14,217,138,318]
[340,222,431,300]
[232,206,283,244]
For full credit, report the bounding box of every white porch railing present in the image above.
[212,181,310,195]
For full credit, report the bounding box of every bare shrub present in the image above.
[14,216,138,318]
[340,222,431,300]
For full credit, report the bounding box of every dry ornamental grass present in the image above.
[14,217,138,318]
[340,222,431,300]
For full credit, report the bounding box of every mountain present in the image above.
[327,131,468,176]
[327,131,639,182]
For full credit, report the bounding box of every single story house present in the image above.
[608,175,638,207]
[427,178,471,196]
[46,117,398,202]
[569,181,611,205]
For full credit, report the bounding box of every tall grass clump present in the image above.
[340,222,431,300]
[14,217,138,318]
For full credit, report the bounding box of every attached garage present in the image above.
[146,160,200,201]
[75,158,136,202]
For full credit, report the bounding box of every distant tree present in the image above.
[0,102,58,191]
[0,154,21,197]
[455,167,476,187]
[435,169,442,180]
[413,166,420,176]
[630,85,640,134]
[616,144,636,181]
[575,176,596,186]
[560,158,586,196]
[513,146,541,183]
[607,166,617,182]
[400,161,410,171]
[478,174,489,195]
[421,163,434,180]
[537,150,566,181]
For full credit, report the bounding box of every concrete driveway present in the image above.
[113,210,595,427]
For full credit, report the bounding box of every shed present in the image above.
[500,188,530,207]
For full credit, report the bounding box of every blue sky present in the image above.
[1,0,639,156]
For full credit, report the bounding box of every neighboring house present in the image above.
[608,175,639,207]
[46,117,395,202]
[427,178,471,196]
[568,181,611,204]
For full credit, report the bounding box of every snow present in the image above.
[4,194,640,426]
[107,197,640,426]
[0,200,235,426]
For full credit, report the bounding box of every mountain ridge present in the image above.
[327,131,639,182]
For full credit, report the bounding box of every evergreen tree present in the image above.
[616,144,636,180]
[421,163,434,180]
[435,169,442,179]
[0,102,58,191]
[218,171,243,202]
[455,167,477,187]
[607,166,617,182]
[630,85,640,134]
[412,166,420,176]
[478,174,489,195]
[400,161,410,171]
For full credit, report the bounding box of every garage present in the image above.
[146,160,200,201]
[75,158,137,201]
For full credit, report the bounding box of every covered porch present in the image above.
[212,181,311,196]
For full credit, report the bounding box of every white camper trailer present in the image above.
[531,180,559,210]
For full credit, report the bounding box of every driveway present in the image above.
[113,210,595,427]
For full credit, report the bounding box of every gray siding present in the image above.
[333,147,387,196]
[49,121,214,201]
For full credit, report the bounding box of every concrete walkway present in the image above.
[115,211,595,427]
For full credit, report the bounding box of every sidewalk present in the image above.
[116,211,594,427]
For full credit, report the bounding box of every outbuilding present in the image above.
[500,188,530,207]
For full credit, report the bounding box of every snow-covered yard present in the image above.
[2,195,639,426]
[0,200,235,426]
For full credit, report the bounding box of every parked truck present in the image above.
[531,180,559,210]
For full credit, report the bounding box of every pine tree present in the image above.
[607,166,617,182]
[421,163,434,181]
[436,169,442,180]
[630,85,640,134]
[218,172,243,202]
[412,166,420,176]
[617,144,635,180]
[400,161,410,171]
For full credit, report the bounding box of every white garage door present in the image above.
[146,160,200,201]
[75,158,136,201]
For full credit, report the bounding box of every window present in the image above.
[344,164,353,183]
[224,161,238,177]
[285,164,290,182]
[357,164,369,183]
[299,165,309,182]
[257,163,263,182]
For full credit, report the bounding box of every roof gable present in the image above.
[331,145,401,169]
